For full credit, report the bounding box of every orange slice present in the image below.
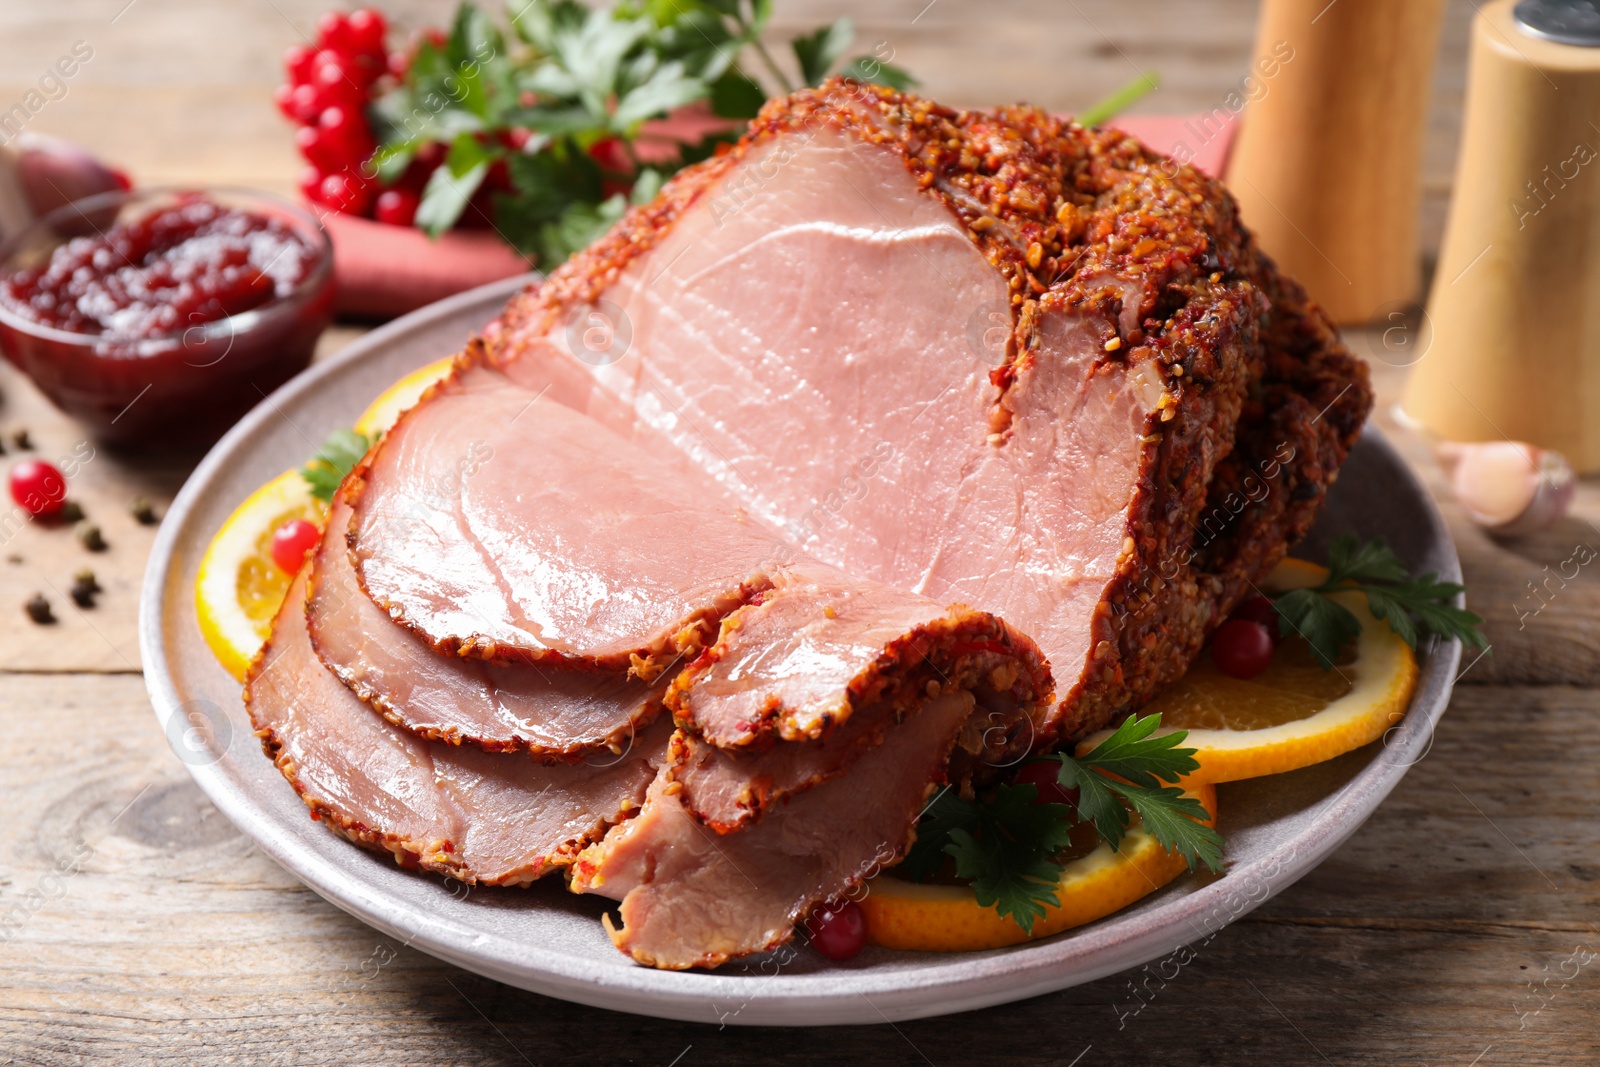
[860,782,1217,952]
[1080,557,1419,784]
[196,356,455,679]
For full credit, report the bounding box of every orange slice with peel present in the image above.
[195,356,456,679]
[1079,557,1419,784]
[860,782,1217,952]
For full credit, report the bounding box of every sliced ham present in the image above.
[308,496,668,757]
[482,80,1372,745]
[570,690,975,970]
[244,566,666,884]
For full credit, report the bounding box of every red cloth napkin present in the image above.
[324,112,1238,320]
[1108,113,1237,179]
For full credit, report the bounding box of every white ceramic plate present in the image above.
[140,274,1462,1026]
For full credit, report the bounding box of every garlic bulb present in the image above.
[1447,440,1575,539]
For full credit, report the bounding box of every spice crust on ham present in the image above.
[481,79,1372,744]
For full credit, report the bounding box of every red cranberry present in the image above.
[345,9,387,57]
[1210,618,1275,679]
[1231,594,1281,640]
[587,136,631,173]
[285,83,322,124]
[1012,760,1078,807]
[296,166,323,204]
[374,188,419,227]
[316,11,355,54]
[318,173,374,216]
[270,518,320,574]
[294,126,339,171]
[9,459,66,518]
[283,43,318,86]
[804,899,867,961]
[318,105,374,168]
[387,49,410,78]
[311,56,366,112]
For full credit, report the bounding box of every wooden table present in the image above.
[3,2,1597,1064]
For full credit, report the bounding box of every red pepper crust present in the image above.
[243,571,611,886]
[665,603,1054,832]
[482,79,1372,743]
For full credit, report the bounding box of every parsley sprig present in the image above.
[1270,536,1487,668]
[369,0,913,266]
[298,428,371,502]
[902,714,1223,934]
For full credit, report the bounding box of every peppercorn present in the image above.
[131,497,159,525]
[58,501,85,524]
[12,429,32,450]
[75,521,106,552]
[24,593,53,624]
[69,569,98,608]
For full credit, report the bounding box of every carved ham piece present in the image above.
[245,566,665,884]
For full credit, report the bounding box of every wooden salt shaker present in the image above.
[1226,0,1447,324]
[1403,0,1600,473]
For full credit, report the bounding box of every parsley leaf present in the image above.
[903,713,1223,934]
[1268,536,1487,668]
[298,428,371,502]
[944,785,1076,934]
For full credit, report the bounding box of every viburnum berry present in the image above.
[587,136,631,173]
[296,166,324,205]
[345,9,387,58]
[294,125,339,171]
[283,43,318,86]
[318,172,374,216]
[285,83,322,124]
[317,105,374,168]
[316,10,355,54]
[374,187,419,227]
[8,459,67,518]
[804,899,867,961]
[1012,759,1079,808]
[1210,618,1275,679]
[270,518,320,574]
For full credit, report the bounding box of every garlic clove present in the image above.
[1449,440,1575,539]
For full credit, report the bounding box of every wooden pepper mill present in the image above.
[1403,0,1600,472]
[1226,0,1447,324]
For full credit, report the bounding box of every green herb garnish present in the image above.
[371,0,915,266]
[298,428,371,502]
[1270,535,1487,669]
[904,713,1223,934]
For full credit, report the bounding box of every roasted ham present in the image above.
[483,80,1371,746]
[242,80,1371,972]
[308,496,669,757]
[245,566,666,883]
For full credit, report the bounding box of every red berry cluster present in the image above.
[276,9,418,226]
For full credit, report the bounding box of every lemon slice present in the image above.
[352,355,455,439]
[1081,557,1419,784]
[860,783,1217,952]
[195,469,323,680]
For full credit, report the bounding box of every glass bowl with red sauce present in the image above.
[0,188,333,447]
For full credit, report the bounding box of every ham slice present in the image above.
[481,80,1372,745]
[308,496,668,757]
[344,353,1052,825]
[570,690,976,970]
[244,567,666,884]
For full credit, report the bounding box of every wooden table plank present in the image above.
[1,1,1595,1062]
[2,674,1594,1064]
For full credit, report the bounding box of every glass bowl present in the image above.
[0,187,334,447]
